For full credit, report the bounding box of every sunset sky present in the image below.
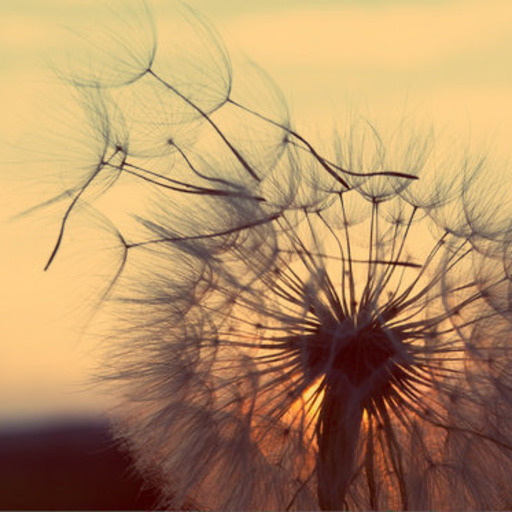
[1,0,512,426]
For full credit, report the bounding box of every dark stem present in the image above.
[317,384,363,510]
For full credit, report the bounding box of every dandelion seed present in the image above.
[40,2,512,510]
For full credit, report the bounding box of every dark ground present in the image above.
[0,418,162,510]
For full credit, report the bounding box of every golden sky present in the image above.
[1,0,512,425]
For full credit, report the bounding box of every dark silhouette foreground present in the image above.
[0,418,161,510]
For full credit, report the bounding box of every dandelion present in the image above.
[42,1,512,510]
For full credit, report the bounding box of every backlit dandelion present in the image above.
[41,1,512,510]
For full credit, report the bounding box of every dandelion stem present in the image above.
[317,386,363,510]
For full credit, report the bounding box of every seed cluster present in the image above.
[41,2,512,510]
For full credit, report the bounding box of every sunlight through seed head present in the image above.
[30,1,512,510]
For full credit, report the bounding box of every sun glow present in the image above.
[283,379,325,439]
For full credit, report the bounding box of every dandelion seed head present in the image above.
[53,0,157,88]
[40,2,512,510]
[106,174,512,509]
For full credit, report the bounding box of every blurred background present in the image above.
[1,0,512,508]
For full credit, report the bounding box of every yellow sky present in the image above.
[1,0,512,424]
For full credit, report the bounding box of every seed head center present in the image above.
[305,321,400,399]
